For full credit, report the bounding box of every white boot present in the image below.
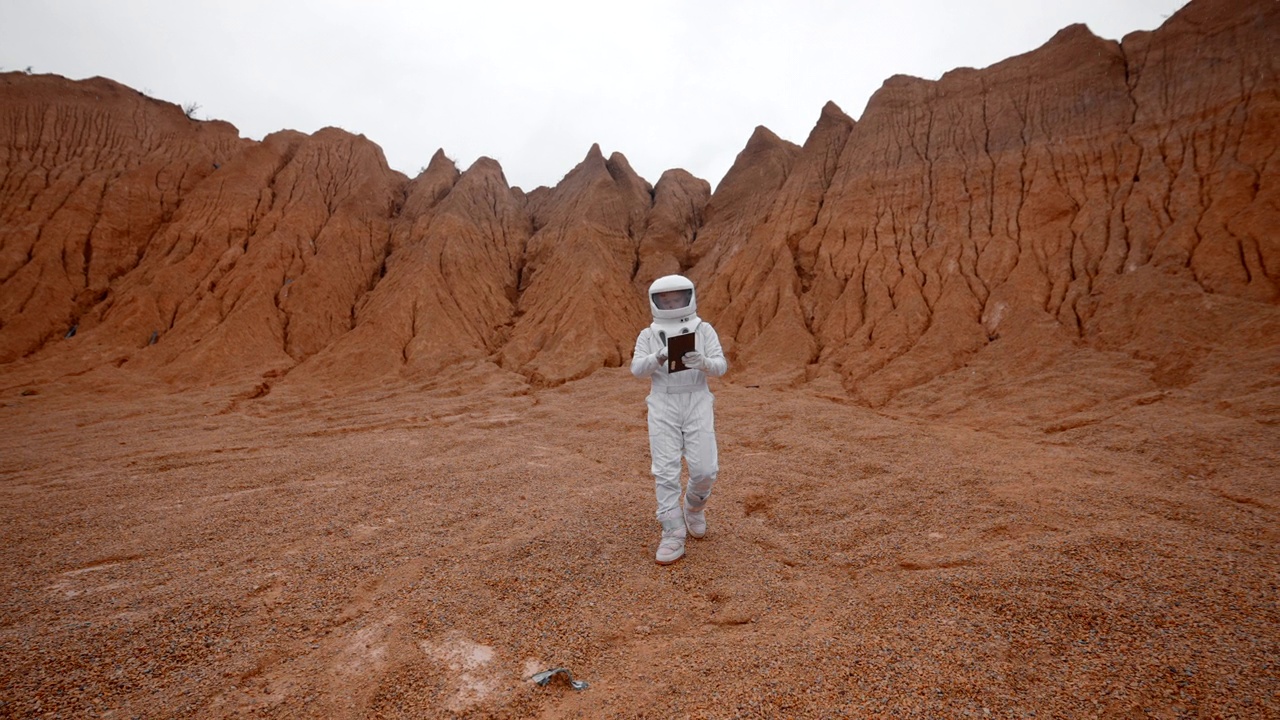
[655,508,686,565]
[683,498,707,539]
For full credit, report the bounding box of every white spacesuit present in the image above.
[630,275,728,565]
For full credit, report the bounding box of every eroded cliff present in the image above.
[0,0,1275,414]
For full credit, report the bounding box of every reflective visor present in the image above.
[652,288,692,311]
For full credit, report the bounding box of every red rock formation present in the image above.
[293,153,528,388]
[0,0,1275,410]
[634,169,710,285]
[694,0,1278,405]
[497,145,655,385]
[73,127,404,386]
[0,74,245,364]
[693,107,851,385]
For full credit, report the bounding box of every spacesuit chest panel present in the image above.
[650,317,701,347]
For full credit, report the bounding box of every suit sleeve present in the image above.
[698,324,728,378]
[631,328,662,378]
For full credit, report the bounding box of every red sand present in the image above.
[1,365,1276,718]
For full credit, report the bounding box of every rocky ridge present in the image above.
[0,0,1276,415]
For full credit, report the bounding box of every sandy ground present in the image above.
[1,367,1277,719]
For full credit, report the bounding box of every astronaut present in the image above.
[630,274,728,565]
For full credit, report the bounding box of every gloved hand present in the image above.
[656,347,668,362]
[682,351,706,370]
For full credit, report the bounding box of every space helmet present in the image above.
[648,274,699,337]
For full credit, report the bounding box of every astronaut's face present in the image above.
[653,289,692,310]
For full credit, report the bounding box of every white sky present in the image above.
[2,0,1188,191]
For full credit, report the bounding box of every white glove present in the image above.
[656,347,668,362]
[682,351,706,370]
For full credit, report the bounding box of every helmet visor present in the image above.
[652,288,693,311]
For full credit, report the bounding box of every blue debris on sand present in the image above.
[531,668,589,690]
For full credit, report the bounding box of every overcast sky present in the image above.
[2,1,1188,191]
